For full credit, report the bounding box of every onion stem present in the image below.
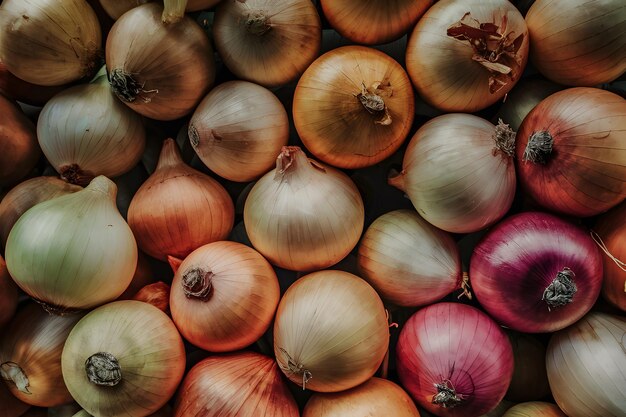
[0,362,30,394]
[109,68,158,103]
[162,0,189,25]
[85,352,122,387]
[182,267,213,300]
[245,11,272,36]
[278,348,312,390]
[493,119,516,158]
[432,380,464,408]
[523,131,554,164]
[542,268,577,310]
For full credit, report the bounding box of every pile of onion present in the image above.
[594,201,626,311]
[0,255,18,329]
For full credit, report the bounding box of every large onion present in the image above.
[0,255,18,329]
[502,402,566,417]
[594,201,626,312]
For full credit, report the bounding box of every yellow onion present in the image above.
[37,69,146,186]
[0,0,101,86]
[244,146,364,271]
[106,3,215,120]
[133,281,170,314]
[0,303,83,407]
[170,241,279,352]
[274,270,389,392]
[188,80,289,182]
[293,45,414,169]
[99,0,222,20]
[0,256,18,329]
[505,331,550,402]
[303,377,420,417]
[406,0,529,112]
[5,176,137,312]
[594,201,626,312]
[502,402,566,417]
[0,382,30,417]
[213,0,321,87]
[99,0,150,19]
[128,139,234,261]
[62,300,186,417]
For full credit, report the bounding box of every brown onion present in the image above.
[128,139,234,261]
[0,255,18,329]
[133,281,170,314]
[0,61,67,106]
[502,402,566,417]
[505,331,550,402]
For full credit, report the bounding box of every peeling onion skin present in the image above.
[594,201,626,312]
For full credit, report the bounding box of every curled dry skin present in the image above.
[432,379,467,409]
[109,68,158,103]
[356,81,393,125]
[85,352,122,387]
[542,268,577,311]
[181,267,213,300]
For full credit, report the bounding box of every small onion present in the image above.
[0,0,102,86]
[170,241,280,352]
[406,0,529,112]
[505,332,550,402]
[526,0,626,86]
[244,146,364,271]
[0,255,18,329]
[389,114,516,233]
[133,281,170,314]
[274,270,389,392]
[62,300,186,417]
[397,302,514,417]
[128,139,234,261]
[357,209,462,307]
[213,0,321,87]
[546,312,626,417]
[303,377,420,417]
[188,80,289,182]
[594,201,626,312]
[502,402,566,417]
[293,45,415,169]
[0,383,30,417]
[5,176,138,312]
[0,303,83,407]
[37,69,146,186]
[470,211,603,333]
[516,87,626,217]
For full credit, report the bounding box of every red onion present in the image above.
[470,211,603,333]
[396,302,514,417]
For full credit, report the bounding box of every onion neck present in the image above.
[85,176,118,201]
[432,380,465,409]
[156,138,185,170]
[245,10,271,36]
[523,131,554,164]
[542,268,577,310]
[274,146,326,182]
[60,164,95,187]
[162,0,188,25]
[277,348,312,390]
[493,119,516,158]
[387,169,406,192]
[86,352,122,386]
[0,362,30,394]
[168,255,183,274]
[356,82,392,125]
[182,267,213,300]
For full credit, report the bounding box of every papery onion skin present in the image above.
[358,209,461,307]
[546,312,626,417]
[406,0,529,112]
[397,302,514,417]
[502,402,566,417]
[170,241,279,352]
[0,303,83,407]
[133,281,170,314]
[274,270,389,392]
[470,212,603,333]
[62,300,186,417]
[0,255,18,329]
[106,3,215,120]
[189,80,289,182]
[213,0,321,87]
[303,377,420,417]
[174,352,298,417]
[594,201,626,312]
[0,382,30,417]
[526,0,626,86]
[321,0,433,45]
[505,332,550,402]
[293,45,415,169]
[515,88,626,217]
[0,0,102,86]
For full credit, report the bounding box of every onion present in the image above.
[0,94,40,187]
[106,2,215,120]
[293,45,415,169]
[303,377,420,417]
[128,139,234,261]
[62,300,185,417]
[502,402,566,417]
[505,331,550,402]
[357,209,462,307]
[526,0,626,86]
[0,61,67,106]
[0,177,82,249]
[546,312,626,417]
[516,87,626,217]
[594,201,626,312]
[274,270,389,392]
[320,0,433,45]
[470,211,603,333]
[406,0,529,112]
[0,303,83,407]
[213,0,321,87]
[0,255,18,329]
[244,146,364,271]
[397,302,514,417]
[37,69,146,186]
[0,381,30,417]
[188,80,289,182]
[99,0,221,20]
[5,176,138,313]
[389,114,516,233]
[133,281,170,314]
[0,0,101,86]
[170,241,279,352]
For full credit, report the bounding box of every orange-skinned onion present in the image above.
[526,0,626,86]
[357,209,462,307]
[321,0,433,45]
[505,331,550,402]
[293,45,414,169]
[188,80,289,182]
[213,0,321,87]
[274,270,389,392]
[303,377,420,417]
[502,402,566,417]
[594,201,626,312]
[170,241,279,352]
[106,3,215,120]
[133,281,170,314]
[128,139,234,261]
[0,382,30,417]
[0,303,84,407]
[0,255,18,329]
[244,146,364,271]
[174,352,299,417]
[406,0,529,112]
[0,0,102,86]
